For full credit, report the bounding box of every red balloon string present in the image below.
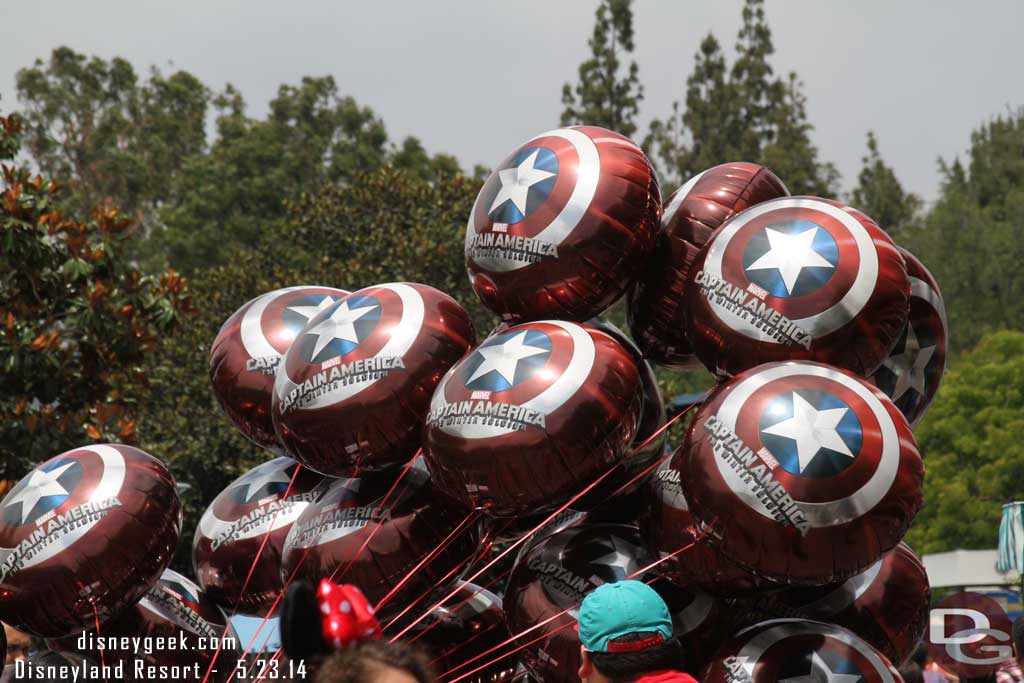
[90,600,110,683]
[439,529,710,682]
[427,619,506,668]
[374,508,481,610]
[330,449,422,583]
[200,462,302,683]
[389,394,706,644]
[398,565,513,646]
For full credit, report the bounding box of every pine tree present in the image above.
[849,131,921,235]
[561,0,643,138]
[645,0,838,196]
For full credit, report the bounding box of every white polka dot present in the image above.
[320,602,331,615]
[340,601,352,613]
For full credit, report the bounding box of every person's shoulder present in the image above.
[633,670,701,683]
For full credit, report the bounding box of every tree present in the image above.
[15,47,209,226]
[644,0,838,195]
[904,331,1024,554]
[849,131,921,235]
[0,112,191,480]
[903,108,1024,351]
[561,0,643,137]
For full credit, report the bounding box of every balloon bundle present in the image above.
[0,126,946,683]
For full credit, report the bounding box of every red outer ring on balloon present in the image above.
[272,283,475,476]
[279,465,479,619]
[423,321,643,518]
[210,286,351,455]
[0,444,181,637]
[732,542,929,666]
[867,247,947,429]
[675,361,923,585]
[192,457,323,615]
[466,125,661,323]
[629,162,789,369]
[684,197,910,378]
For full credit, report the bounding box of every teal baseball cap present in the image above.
[577,580,673,653]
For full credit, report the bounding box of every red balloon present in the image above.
[48,568,240,682]
[466,125,660,323]
[702,619,903,683]
[734,542,929,666]
[192,457,322,615]
[210,286,350,454]
[504,524,654,683]
[423,321,643,517]
[398,581,514,683]
[685,196,910,378]
[647,575,727,676]
[278,462,479,618]
[868,248,947,429]
[0,444,180,637]
[272,283,475,476]
[629,163,789,369]
[675,361,923,584]
[639,459,780,597]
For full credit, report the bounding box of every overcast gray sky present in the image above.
[1,1,1020,201]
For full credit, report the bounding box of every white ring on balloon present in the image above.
[712,362,899,528]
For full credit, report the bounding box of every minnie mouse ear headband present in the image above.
[280,579,383,661]
[317,579,383,649]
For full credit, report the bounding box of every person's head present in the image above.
[1013,614,1024,664]
[576,580,684,683]
[3,624,29,665]
[313,641,435,683]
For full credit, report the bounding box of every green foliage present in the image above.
[902,108,1024,351]
[849,131,922,235]
[0,112,191,479]
[561,0,643,138]
[16,47,209,225]
[905,331,1024,553]
[644,0,838,195]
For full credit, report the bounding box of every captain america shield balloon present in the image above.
[192,457,322,615]
[0,444,180,637]
[272,283,475,476]
[504,524,653,683]
[702,619,902,683]
[279,460,478,618]
[675,361,923,584]
[466,125,660,322]
[685,196,910,378]
[735,542,929,666]
[868,248,947,429]
[423,320,642,517]
[629,162,789,369]
[639,459,780,597]
[210,286,350,454]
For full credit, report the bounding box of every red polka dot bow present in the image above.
[317,579,383,649]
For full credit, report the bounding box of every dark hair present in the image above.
[898,662,923,683]
[912,640,928,666]
[1013,614,1024,660]
[588,632,685,682]
[313,641,435,683]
